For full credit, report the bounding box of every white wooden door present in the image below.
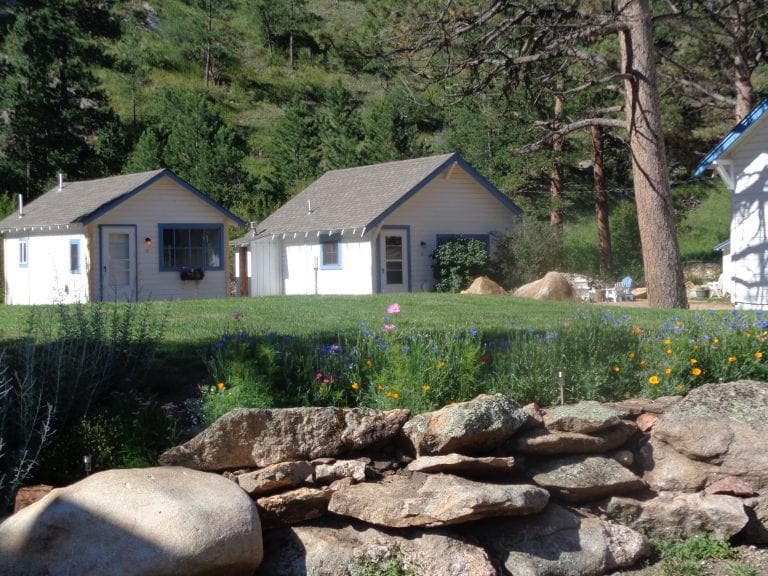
[380,229,408,293]
[101,226,136,301]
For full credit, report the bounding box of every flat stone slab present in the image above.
[510,421,637,455]
[328,471,549,527]
[530,454,645,503]
[159,406,409,470]
[236,461,313,496]
[543,401,623,433]
[406,453,516,475]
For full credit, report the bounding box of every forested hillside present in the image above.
[0,0,765,280]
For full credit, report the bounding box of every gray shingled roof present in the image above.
[0,169,243,233]
[235,153,519,244]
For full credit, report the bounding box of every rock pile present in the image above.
[3,381,768,575]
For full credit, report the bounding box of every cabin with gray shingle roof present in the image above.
[694,99,768,309]
[0,170,243,304]
[231,153,522,296]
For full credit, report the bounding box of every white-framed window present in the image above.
[321,239,342,269]
[19,239,28,267]
[70,239,81,273]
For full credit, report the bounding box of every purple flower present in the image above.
[387,303,401,315]
[231,311,242,320]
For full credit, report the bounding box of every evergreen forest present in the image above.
[0,0,766,284]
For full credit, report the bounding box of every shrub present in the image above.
[492,218,565,288]
[431,237,489,292]
[0,301,166,511]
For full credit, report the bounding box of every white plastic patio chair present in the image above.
[707,274,723,298]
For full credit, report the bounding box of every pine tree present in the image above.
[318,81,363,171]
[0,0,120,200]
[267,97,321,194]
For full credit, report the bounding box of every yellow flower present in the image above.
[691,367,702,376]
[692,344,699,350]
[713,338,720,344]
[366,359,373,367]
[627,352,636,359]
[421,385,430,392]
[386,391,392,398]
[665,367,673,375]
[377,383,383,391]
[690,358,698,365]
[216,381,225,391]
[648,375,660,385]
[639,359,647,367]
[678,383,685,391]
[728,355,737,363]
[755,351,764,359]
[393,392,399,399]
[631,326,642,335]
[437,360,446,369]
[664,339,671,346]
[351,382,360,391]
[612,366,621,374]
[665,348,673,355]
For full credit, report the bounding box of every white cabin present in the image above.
[232,153,522,296]
[1,170,243,304]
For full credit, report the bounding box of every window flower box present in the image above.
[180,267,205,281]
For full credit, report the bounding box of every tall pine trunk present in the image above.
[619,0,687,308]
[592,125,612,277]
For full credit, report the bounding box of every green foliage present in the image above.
[355,554,416,576]
[0,301,166,511]
[318,80,364,171]
[127,87,251,206]
[654,534,736,576]
[0,0,121,198]
[267,97,321,194]
[431,237,490,293]
[492,218,565,288]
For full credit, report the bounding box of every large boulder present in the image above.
[642,381,768,491]
[401,393,529,456]
[160,406,410,471]
[258,518,498,576]
[0,467,262,576]
[514,272,574,301]
[605,492,750,540]
[461,276,507,295]
[328,471,549,528]
[470,503,650,576]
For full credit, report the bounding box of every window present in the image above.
[19,239,28,267]
[70,240,81,273]
[159,225,223,270]
[321,239,341,269]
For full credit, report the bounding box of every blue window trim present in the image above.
[69,239,81,274]
[158,223,225,271]
[19,239,28,268]
[320,235,342,270]
[435,233,490,251]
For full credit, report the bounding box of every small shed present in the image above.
[232,153,522,296]
[0,170,243,304]
[694,99,768,309]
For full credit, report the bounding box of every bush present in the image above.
[0,301,166,511]
[492,218,565,288]
[431,237,489,292]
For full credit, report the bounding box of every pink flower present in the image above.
[231,311,242,320]
[383,324,396,332]
[387,303,400,315]
[315,372,323,380]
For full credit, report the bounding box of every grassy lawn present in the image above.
[0,293,705,341]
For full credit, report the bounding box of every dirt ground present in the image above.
[598,297,734,311]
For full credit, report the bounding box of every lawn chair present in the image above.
[706,274,724,298]
[619,276,634,301]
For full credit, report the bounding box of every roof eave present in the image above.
[693,99,768,178]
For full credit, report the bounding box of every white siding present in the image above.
[92,176,234,301]
[3,230,90,305]
[250,238,282,296]
[725,119,768,308]
[380,165,518,291]
[281,236,373,295]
